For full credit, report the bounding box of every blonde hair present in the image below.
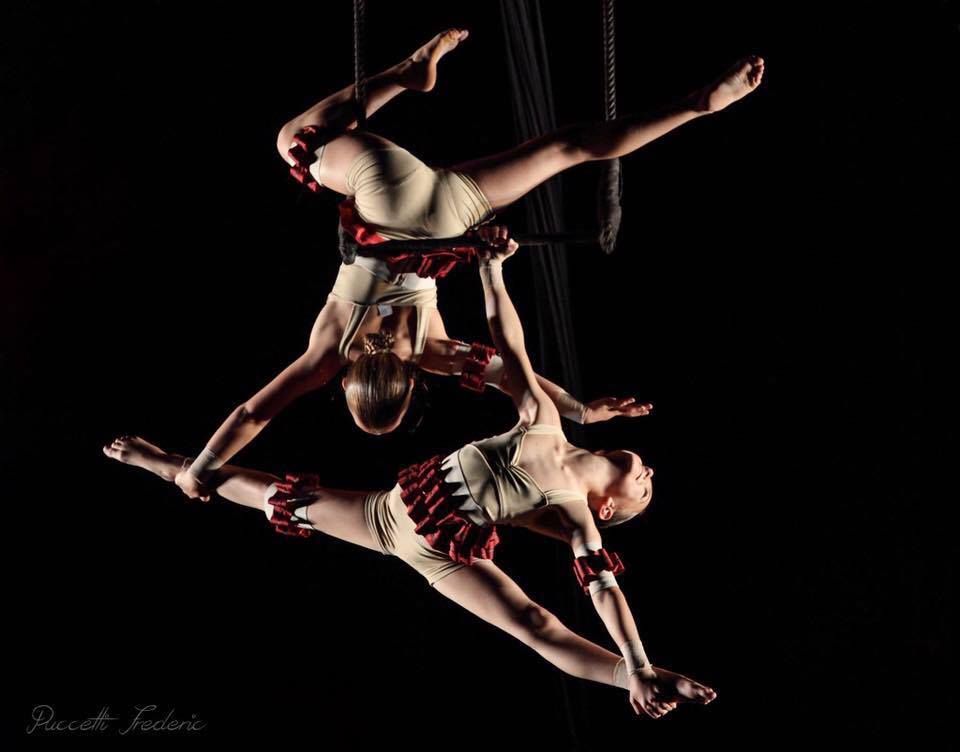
[597,490,652,528]
[598,509,642,528]
[343,333,414,432]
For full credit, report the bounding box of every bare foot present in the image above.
[102,435,184,482]
[696,55,765,113]
[398,28,469,92]
[652,666,718,705]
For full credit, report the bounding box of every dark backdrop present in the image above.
[2,0,954,747]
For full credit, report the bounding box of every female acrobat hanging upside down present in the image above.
[168,29,763,499]
[105,232,718,719]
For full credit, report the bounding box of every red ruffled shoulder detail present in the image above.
[397,455,500,565]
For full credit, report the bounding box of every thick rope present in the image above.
[353,0,368,129]
[602,0,617,121]
[597,0,622,255]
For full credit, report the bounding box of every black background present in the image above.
[2,0,955,747]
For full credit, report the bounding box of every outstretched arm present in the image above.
[419,333,652,425]
[542,501,715,715]
[473,227,560,427]
[557,502,655,701]
[174,300,346,499]
[514,371,653,425]
[418,225,651,424]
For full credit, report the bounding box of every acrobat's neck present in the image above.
[563,445,621,500]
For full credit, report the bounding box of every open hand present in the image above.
[583,397,652,424]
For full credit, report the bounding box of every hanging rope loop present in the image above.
[597,159,622,255]
[597,0,623,254]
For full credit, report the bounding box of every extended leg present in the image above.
[434,560,716,713]
[103,436,379,551]
[434,559,624,687]
[277,29,469,194]
[453,56,764,210]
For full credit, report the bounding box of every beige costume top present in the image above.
[343,145,493,240]
[315,142,491,363]
[364,423,588,586]
[328,255,437,364]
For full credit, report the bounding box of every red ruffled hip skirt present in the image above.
[397,455,500,566]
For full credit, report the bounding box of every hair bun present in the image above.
[362,331,396,355]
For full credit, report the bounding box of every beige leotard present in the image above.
[345,145,493,240]
[328,255,437,364]
[364,424,587,586]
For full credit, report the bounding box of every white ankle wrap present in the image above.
[613,658,630,689]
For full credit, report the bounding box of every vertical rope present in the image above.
[353,0,368,129]
[602,0,617,121]
[597,0,622,255]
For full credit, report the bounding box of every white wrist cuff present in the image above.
[588,571,619,595]
[620,639,651,675]
[187,449,223,482]
[483,354,505,387]
[479,260,504,283]
[558,391,587,424]
[572,537,602,558]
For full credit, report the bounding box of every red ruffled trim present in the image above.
[337,199,477,280]
[265,474,320,539]
[572,549,625,594]
[338,198,389,246]
[385,247,476,280]
[287,126,325,194]
[459,342,497,393]
[397,455,500,566]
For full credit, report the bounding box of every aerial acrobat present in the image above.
[105,230,720,719]
[158,29,763,500]
[105,22,764,718]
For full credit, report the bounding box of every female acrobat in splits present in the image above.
[105,233,718,719]
[171,29,763,499]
